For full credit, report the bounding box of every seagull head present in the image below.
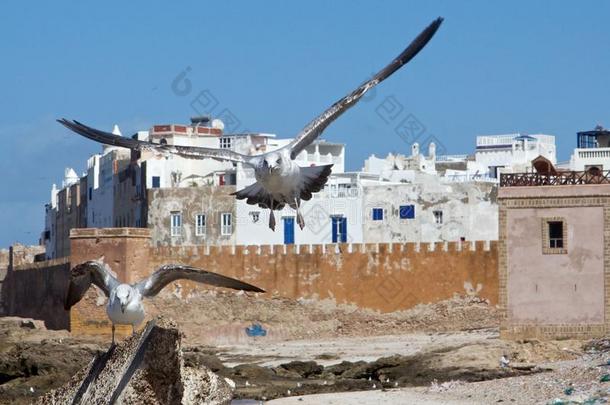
[115,284,133,313]
[263,154,282,173]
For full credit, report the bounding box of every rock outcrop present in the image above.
[38,317,233,405]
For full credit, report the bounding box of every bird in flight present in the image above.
[58,17,443,231]
[64,261,265,343]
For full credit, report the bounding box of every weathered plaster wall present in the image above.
[65,228,497,337]
[499,184,610,340]
[1,258,70,329]
[0,249,9,314]
[54,181,86,258]
[147,186,236,247]
[507,207,604,324]
[362,178,498,243]
[4,228,497,336]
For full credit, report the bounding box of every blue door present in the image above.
[332,217,347,243]
[283,217,295,244]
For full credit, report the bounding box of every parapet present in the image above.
[70,228,152,239]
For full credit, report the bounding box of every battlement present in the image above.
[3,228,498,335]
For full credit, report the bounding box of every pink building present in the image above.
[499,170,610,339]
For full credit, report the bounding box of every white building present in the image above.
[567,126,610,172]
[42,117,514,256]
[363,142,437,180]
[473,133,556,177]
[361,173,498,243]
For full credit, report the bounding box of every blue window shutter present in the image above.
[284,217,294,244]
[372,208,383,220]
[332,217,338,243]
[400,205,415,219]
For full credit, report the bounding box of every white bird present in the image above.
[57,18,443,231]
[64,261,265,344]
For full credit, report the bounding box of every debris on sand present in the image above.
[148,292,499,343]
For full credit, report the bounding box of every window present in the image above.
[88,187,92,201]
[399,205,415,219]
[433,210,443,224]
[170,211,182,236]
[585,165,603,176]
[542,217,567,254]
[220,137,232,149]
[372,208,384,221]
[221,213,232,235]
[548,221,563,248]
[195,214,206,236]
[152,176,160,188]
[337,183,358,197]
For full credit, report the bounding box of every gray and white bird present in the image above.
[57,17,443,231]
[64,261,265,343]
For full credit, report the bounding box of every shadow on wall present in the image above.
[0,251,71,330]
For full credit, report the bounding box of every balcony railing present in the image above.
[500,170,610,187]
[436,154,469,162]
[576,148,610,159]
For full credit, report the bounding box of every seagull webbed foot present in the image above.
[297,211,305,230]
[269,210,276,231]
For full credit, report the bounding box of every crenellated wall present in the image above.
[2,228,498,335]
[66,228,498,337]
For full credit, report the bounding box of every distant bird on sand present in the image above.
[58,17,443,231]
[64,261,265,343]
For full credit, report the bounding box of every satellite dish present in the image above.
[211,119,225,131]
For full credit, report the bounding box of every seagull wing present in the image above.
[57,119,250,164]
[65,261,120,310]
[135,264,265,297]
[286,17,443,159]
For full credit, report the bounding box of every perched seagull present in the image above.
[64,261,265,343]
[57,17,443,231]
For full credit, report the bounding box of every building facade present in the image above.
[499,170,610,339]
[43,120,536,257]
[567,125,610,172]
[473,133,556,178]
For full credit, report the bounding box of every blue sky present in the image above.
[1,1,609,247]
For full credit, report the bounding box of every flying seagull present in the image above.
[64,261,265,343]
[58,17,443,231]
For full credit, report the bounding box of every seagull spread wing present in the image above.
[57,119,250,164]
[135,264,265,297]
[287,17,444,159]
[65,261,120,309]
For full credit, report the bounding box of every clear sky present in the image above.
[1,1,609,247]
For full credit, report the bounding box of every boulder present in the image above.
[276,361,323,378]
